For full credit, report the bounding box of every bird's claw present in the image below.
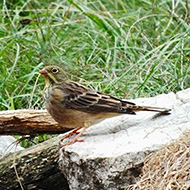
[60,127,82,142]
[59,137,84,148]
[60,124,89,148]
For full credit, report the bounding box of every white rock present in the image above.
[59,89,190,190]
[0,136,24,157]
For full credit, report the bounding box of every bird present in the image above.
[39,65,171,146]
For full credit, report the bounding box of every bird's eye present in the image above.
[51,68,58,74]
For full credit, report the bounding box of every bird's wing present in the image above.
[61,81,136,114]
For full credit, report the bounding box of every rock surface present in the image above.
[0,136,24,157]
[59,88,190,190]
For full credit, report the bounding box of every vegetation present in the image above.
[1,0,190,145]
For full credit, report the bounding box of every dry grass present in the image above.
[126,131,190,190]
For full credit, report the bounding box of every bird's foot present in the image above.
[59,125,89,148]
[60,137,84,148]
[60,127,82,142]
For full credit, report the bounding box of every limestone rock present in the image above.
[59,88,190,190]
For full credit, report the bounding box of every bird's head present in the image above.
[39,65,68,86]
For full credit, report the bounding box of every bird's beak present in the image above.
[39,68,48,75]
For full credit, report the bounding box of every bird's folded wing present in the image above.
[61,81,136,114]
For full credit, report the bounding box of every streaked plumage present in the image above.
[40,65,170,146]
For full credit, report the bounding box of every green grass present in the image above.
[1,0,190,145]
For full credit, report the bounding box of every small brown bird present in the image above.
[39,65,170,146]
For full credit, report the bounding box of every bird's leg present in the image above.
[67,122,90,145]
[60,122,91,147]
[60,126,82,142]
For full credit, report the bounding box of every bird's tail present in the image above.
[130,105,171,113]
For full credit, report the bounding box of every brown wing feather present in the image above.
[62,81,136,114]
